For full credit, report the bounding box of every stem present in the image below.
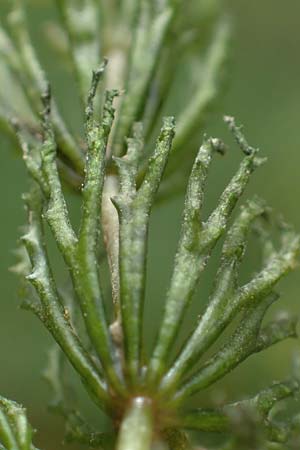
[102,174,121,320]
[117,397,154,450]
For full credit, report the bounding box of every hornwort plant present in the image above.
[0,1,300,449]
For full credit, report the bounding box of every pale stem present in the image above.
[106,47,127,91]
[102,174,121,321]
[106,39,128,158]
[102,37,128,313]
[116,397,154,450]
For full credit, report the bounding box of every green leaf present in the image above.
[113,2,173,155]
[7,0,84,173]
[114,117,175,383]
[21,185,109,411]
[55,0,102,104]
[0,397,37,450]
[149,141,265,388]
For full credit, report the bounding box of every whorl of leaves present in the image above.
[0,1,299,450]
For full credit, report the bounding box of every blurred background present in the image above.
[0,0,300,449]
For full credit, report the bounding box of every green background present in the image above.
[0,1,300,448]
